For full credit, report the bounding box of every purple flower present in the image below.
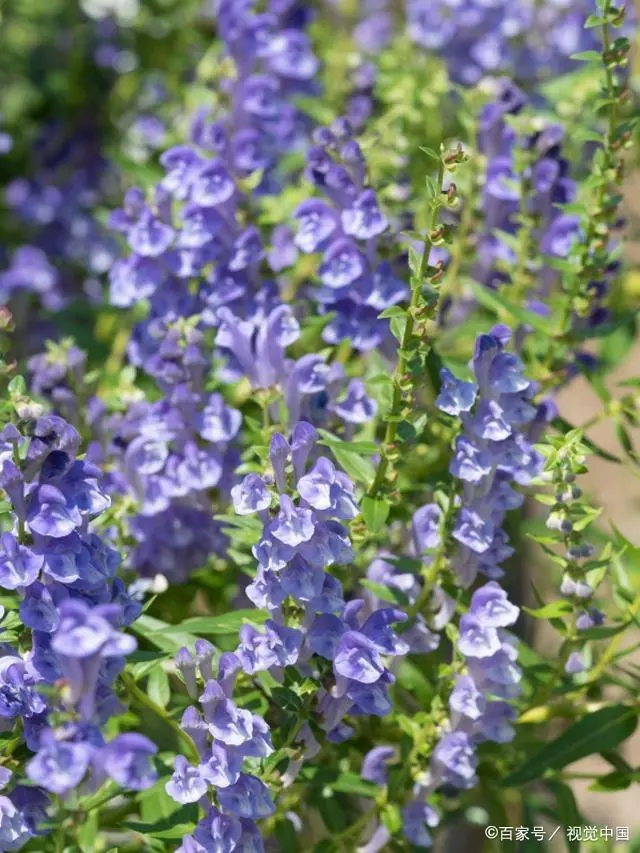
[269,433,289,492]
[217,774,275,820]
[297,457,359,519]
[128,209,174,257]
[293,200,339,253]
[469,582,519,628]
[565,652,586,675]
[449,675,486,722]
[200,743,243,789]
[432,730,478,789]
[20,583,60,633]
[52,600,136,719]
[26,485,82,538]
[268,225,298,272]
[452,509,495,555]
[0,534,43,590]
[403,801,440,848]
[0,795,32,851]
[270,495,315,546]
[319,239,366,288]
[361,745,395,783]
[334,631,384,684]
[308,614,347,659]
[166,756,208,804]
[231,474,271,515]
[99,733,158,790]
[450,436,492,484]
[236,621,303,674]
[192,160,236,207]
[412,503,442,554]
[361,608,409,656]
[0,656,46,719]
[333,380,377,424]
[341,189,388,239]
[458,614,501,659]
[26,734,93,795]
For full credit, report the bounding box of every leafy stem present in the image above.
[121,672,200,764]
[368,155,447,499]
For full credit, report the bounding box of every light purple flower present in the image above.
[231,475,271,515]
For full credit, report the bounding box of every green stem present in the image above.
[368,157,446,498]
[556,0,620,341]
[82,782,122,815]
[121,672,200,764]
[333,807,377,850]
[588,590,640,683]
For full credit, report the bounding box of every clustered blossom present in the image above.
[343,0,393,133]
[0,767,47,852]
[109,0,318,315]
[359,328,542,848]
[0,414,156,845]
[100,1,328,585]
[99,343,242,581]
[437,326,545,587]
[169,646,275,852]
[165,421,411,849]
[1,130,118,312]
[475,79,578,297]
[406,0,608,85]
[233,424,408,738]
[26,600,157,798]
[474,78,614,363]
[397,581,521,849]
[27,342,88,428]
[214,301,378,430]
[284,117,407,352]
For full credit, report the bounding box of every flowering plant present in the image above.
[0,0,639,851]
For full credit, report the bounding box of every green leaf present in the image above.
[124,820,196,840]
[570,50,602,61]
[132,615,199,653]
[317,431,379,455]
[7,375,26,396]
[419,145,439,162]
[147,667,170,709]
[314,841,338,853]
[212,514,263,532]
[271,686,303,713]
[330,773,378,797]
[390,315,407,343]
[504,705,638,787]
[330,445,375,485]
[553,416,622,464]
[361,496,390,533]
[396,660,433,703]
[616,421,640,467]
[588,770,633,792]
[466,279,549,333]
[77,809,99,853]
[164,610,268,636]
[137,780,196,825]
[545,781,582,853]
[523,600,573,620]
[128,651,171,681]
[578,621,631,640]
[360,579,410,607]
[378,306,406,320]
